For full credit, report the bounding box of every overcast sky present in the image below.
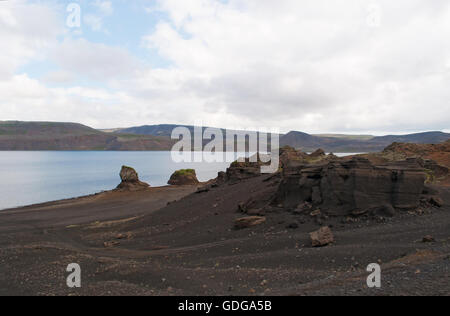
[0,0,449,135]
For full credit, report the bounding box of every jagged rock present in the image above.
[276,157,427,216]
[116,166,150,191]
[234,216,266,229]
[280,146,309,168]
[310,226,334,247]
[168,169,199,185]
[310,149,326,158]
[226,160,262,182]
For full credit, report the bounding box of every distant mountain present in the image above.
[116,124,185,137]
[370,131,450,144]
[0,121,176,151]
[1,121,448,152]
[280,130,450,152]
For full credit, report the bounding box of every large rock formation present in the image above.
[275,157,429,216]
[168,169,199,185]
[116,166,150,191]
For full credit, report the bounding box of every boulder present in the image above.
[234,216,266,229]
[116,166,150,191]
[168,169,199,185]
[310,226,334,247]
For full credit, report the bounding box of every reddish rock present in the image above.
[310,226,334,247]
[234,216,266,229]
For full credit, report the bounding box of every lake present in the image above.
[0,151,357,210]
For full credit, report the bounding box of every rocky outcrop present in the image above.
[309,148,326,159]
[275,157,428,216]
[381,141,450,185]
[116,166,150,191]
[310,226,334,247]
[223,155,266,182]
[168,169,199,185]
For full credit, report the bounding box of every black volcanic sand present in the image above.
[0,176,449,296]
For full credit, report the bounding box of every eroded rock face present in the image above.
[168,169,199,185]
[116,166,150,191]
[276,157,428,216]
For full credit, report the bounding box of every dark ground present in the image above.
[0,175,448,296]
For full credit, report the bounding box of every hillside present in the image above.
[280,131,450,153]
[1,121,448,152]
[0,121,176,151]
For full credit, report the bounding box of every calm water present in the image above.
[0,151,357,210]
[0,151,237,210]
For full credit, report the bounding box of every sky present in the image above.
[0,0,449,135]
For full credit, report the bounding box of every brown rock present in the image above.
[276,157,427,216]
[429,196,444,207]
[234,216,266,229]
[310,226,334,247]
[309,148,326,158]
[168,169,199,185]
[116,166,150,191]
[422,235,435,243]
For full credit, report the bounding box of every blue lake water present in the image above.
[0,151,357,210]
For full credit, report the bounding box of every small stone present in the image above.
[310,226,334,247]
[422,235,435,243]
[429,196,444,207]
[234,216,266,229]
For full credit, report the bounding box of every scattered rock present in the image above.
[422,235,435,243]
[310,226,334,247]
[103,241,120,248]
[116,166,150,191]
[234,216,266,229]
[286,222,299,229]
[168,169,199,185]
[429,196,444,207]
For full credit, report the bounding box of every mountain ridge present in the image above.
[0,121,448,152]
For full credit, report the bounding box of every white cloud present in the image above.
[83,0,113,32]
[50,38,141,80]
[0,0,449,134]
[136,0,450,133]
[0,1,61,79]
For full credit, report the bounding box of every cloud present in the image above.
[139,0,450,133]
[50,38,141,80]
[1,0,449,134]
[83,0,114,32]
[0,1,61,79]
